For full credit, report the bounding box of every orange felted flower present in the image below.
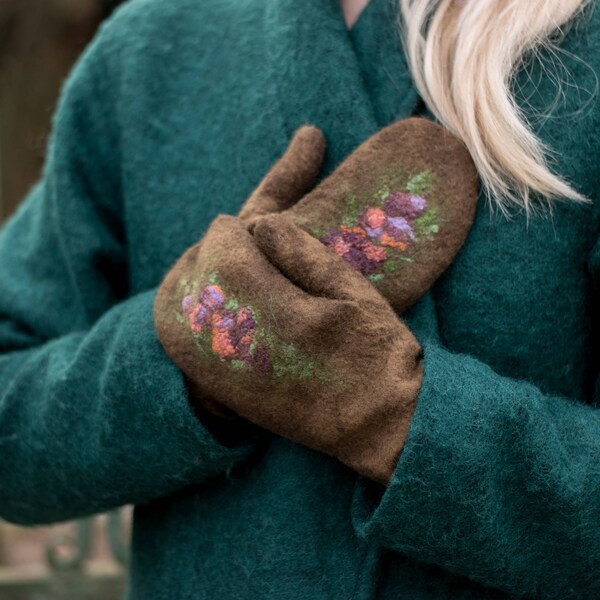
[379,233,408,251]
[363,207,386,229]
[211,312,237,359]
[340,224,368,238]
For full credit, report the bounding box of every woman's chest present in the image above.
[125,117,598,401]
[119,25,600,402]
[432,199,597,399]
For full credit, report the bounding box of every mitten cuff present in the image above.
[185,376,262,449]
[331,343,424,486]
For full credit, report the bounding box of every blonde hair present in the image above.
[400,0,592,215]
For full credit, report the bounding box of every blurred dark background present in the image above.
[0,0,123,222]
[0,4,130,599]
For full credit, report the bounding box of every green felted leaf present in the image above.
[310,226,328,240]
[414,206,440,234]
[372,184,390,202]
[344,195,363,224]
[225,298,239,311]
[383,259,400,273]
[406,170,435,195]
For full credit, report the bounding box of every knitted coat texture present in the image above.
[0,0,599,598]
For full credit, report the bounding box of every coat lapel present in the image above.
[266,0,422,173]
[266,0,379,173]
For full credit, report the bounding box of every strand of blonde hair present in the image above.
[400,0,592,216]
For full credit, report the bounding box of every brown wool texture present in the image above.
[264,117,480,314]
[154,215,424,485]
[154,119,479,484]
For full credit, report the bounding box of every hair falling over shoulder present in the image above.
[399,0,593,215]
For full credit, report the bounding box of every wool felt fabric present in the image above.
[160,116,477,470]
[154,213,423,484]
[272,117,479,313]
[0,0,599,599]
[184,123,327,430]
[238,124,326,224]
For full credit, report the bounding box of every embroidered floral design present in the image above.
[179,275,325,379]
[182,283,272,375]
[315,171,440,282]
[321,226,387,275]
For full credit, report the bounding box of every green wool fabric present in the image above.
[0,0,599,598]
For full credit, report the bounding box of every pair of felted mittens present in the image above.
[154,118,479,484]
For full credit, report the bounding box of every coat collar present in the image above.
[349,0,422,126]
[266,0,421,173]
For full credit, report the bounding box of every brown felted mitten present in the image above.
[154,214,423,485]
[248,117,479,313]
[176,125,326,439]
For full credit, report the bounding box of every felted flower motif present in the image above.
[384,216,415,242]
[362,242,388,262]
[384,192,427,220]
[199,284,225,309]
[229,307,257,362]
[211,306,258,362]
[190,304,210,333]
[331,236,351,257]
[360,207,386,238]
[182,295,196,316]
[378,234,406,251]
[211,309,238,359]
[183,284,227,333]
[182,280,275,375]
[321,226,387,275]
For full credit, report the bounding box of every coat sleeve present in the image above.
[352,240,600,599]
[0,16,254,526]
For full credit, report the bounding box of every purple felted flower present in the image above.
[182,295,197,316]
[191,304,213,332]
[321,225,387,275]
[199,284,226,309]
[384,192,427,220]
[230,307,257,360]
[216,308,237,332]
[344,244,382,275]
[385,216,415,242]
[185,284,227,333]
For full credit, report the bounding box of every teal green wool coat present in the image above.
[0,0,599,598]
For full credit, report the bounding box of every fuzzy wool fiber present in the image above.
[0,0,599,598]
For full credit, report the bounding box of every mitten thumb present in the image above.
[238,125,326,224]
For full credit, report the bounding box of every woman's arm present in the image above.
[352,245,600,599]
[0,15,254,526]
